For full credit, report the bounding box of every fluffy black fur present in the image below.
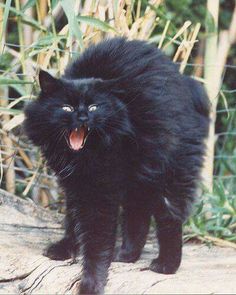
[23,37,209,294]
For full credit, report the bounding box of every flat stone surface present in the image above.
[0,189,236,294]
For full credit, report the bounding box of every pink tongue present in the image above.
[69,128,85,150]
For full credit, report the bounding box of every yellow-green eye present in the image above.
[62,105,74,112]
[88,104,98,112]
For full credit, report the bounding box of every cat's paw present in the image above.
[113,247,141,263]
[78,278,104,295]
[149,257,180,274]
[43,238,74,261]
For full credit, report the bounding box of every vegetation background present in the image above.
[0,0,235,248]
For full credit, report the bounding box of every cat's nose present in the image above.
[78,115,88,123]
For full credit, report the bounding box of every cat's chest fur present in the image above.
[56,141,130,196]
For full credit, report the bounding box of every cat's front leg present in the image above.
[44,208,77,261]
[76,197,118,295]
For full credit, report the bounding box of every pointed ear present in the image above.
[38,70,59,93]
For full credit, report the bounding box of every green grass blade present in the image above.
[22,0,37,12]
[77,15,117,33]
[0,77,33,85]
[0,0,12,48]
[60,0,83,49]
[32,34,66,47]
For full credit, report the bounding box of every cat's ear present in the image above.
[38,70,59,93]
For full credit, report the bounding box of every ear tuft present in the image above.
[38,70,59,93]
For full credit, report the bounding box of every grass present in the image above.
[185,181,236,247]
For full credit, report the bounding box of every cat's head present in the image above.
[23,70,134,153]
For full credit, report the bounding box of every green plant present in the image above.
[185,181,236,246]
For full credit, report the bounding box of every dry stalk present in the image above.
[158,20,170,49]
[163,21,192,50]
[107,0,115,37]
[18,148,34,170]
[179,23,201,73]
[0,4,15,193]
[0,5,3,52]
[0,93,16,193]
[37,0,48,66]
[203,1,236,192]
[196,235,236,249]
[23,157,42,196]
[21,0,33,47]
[2,114,25,132]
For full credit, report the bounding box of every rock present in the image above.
[0,188,235,294]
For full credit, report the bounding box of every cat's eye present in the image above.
[62,105,74,112]
[88,104,98,112]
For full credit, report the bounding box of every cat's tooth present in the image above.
[75,128,78,132]
[88,127,90,131]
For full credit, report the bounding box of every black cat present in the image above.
[23,37,209,294]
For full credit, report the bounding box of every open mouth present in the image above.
[68,126,90,151]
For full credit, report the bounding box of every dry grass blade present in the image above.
[23,158,42,196]
[163,20,192,50]
[179,23,201,73]
[2,114,25,132]
[158,19,170,49]
[0,148,3,186]
[18,147,34,170]
[7,95,35,109]
[197,235,236,249]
